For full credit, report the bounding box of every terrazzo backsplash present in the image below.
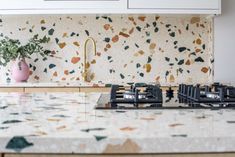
[0,15,214,85]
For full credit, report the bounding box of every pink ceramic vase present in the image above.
[12,58,30,82]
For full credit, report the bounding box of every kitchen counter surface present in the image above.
[0,92,235,154]
[0,82,109,88]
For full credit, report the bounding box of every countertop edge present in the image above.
[0,137,235,154]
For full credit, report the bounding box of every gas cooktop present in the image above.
[96,83,235,109]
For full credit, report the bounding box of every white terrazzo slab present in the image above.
[0,92,235,154]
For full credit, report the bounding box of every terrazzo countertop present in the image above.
[0,92,235,154]
[0,82,109,88]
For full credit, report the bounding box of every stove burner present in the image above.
[206,92,220,99]
[109,83,163,108]
[178,83,235,103]
[96,82,235,110]
[123,91,147,100]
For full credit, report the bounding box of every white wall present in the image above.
[214,0,235,84]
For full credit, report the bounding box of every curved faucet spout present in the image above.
[83,37,97,82]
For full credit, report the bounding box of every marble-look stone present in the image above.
[0,92,235,154]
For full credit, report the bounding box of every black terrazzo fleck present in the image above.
[6,136,33,152]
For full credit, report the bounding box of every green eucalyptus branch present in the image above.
[0,34,52,66]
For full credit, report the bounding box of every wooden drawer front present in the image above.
[24,88,80,93]
[128,0,220,10]
[80,87,110,93]
[0,88,24,92]
[4,153,235,157]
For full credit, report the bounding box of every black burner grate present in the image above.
[110,83,163,108]
[178,83,235,103]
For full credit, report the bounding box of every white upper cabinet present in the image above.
[0,0,126,14]
[128,0,221,14]
[0,0,221,14]
[0,0,123,9]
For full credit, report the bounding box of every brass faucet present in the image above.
[83,37,97,82]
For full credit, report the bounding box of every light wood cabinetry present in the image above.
[0,87,176,93]
[80,87,110,93]
[24,88,80,93]
[4,153,235,157]
[0,88,24,92]
[24,87,110,93]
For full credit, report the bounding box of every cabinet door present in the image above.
[0,0,124,10]
[24,88,80,93]
[4,153,235,157]
[0,88,24,92]
[128,0,220,10]
[80,87,110,93]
